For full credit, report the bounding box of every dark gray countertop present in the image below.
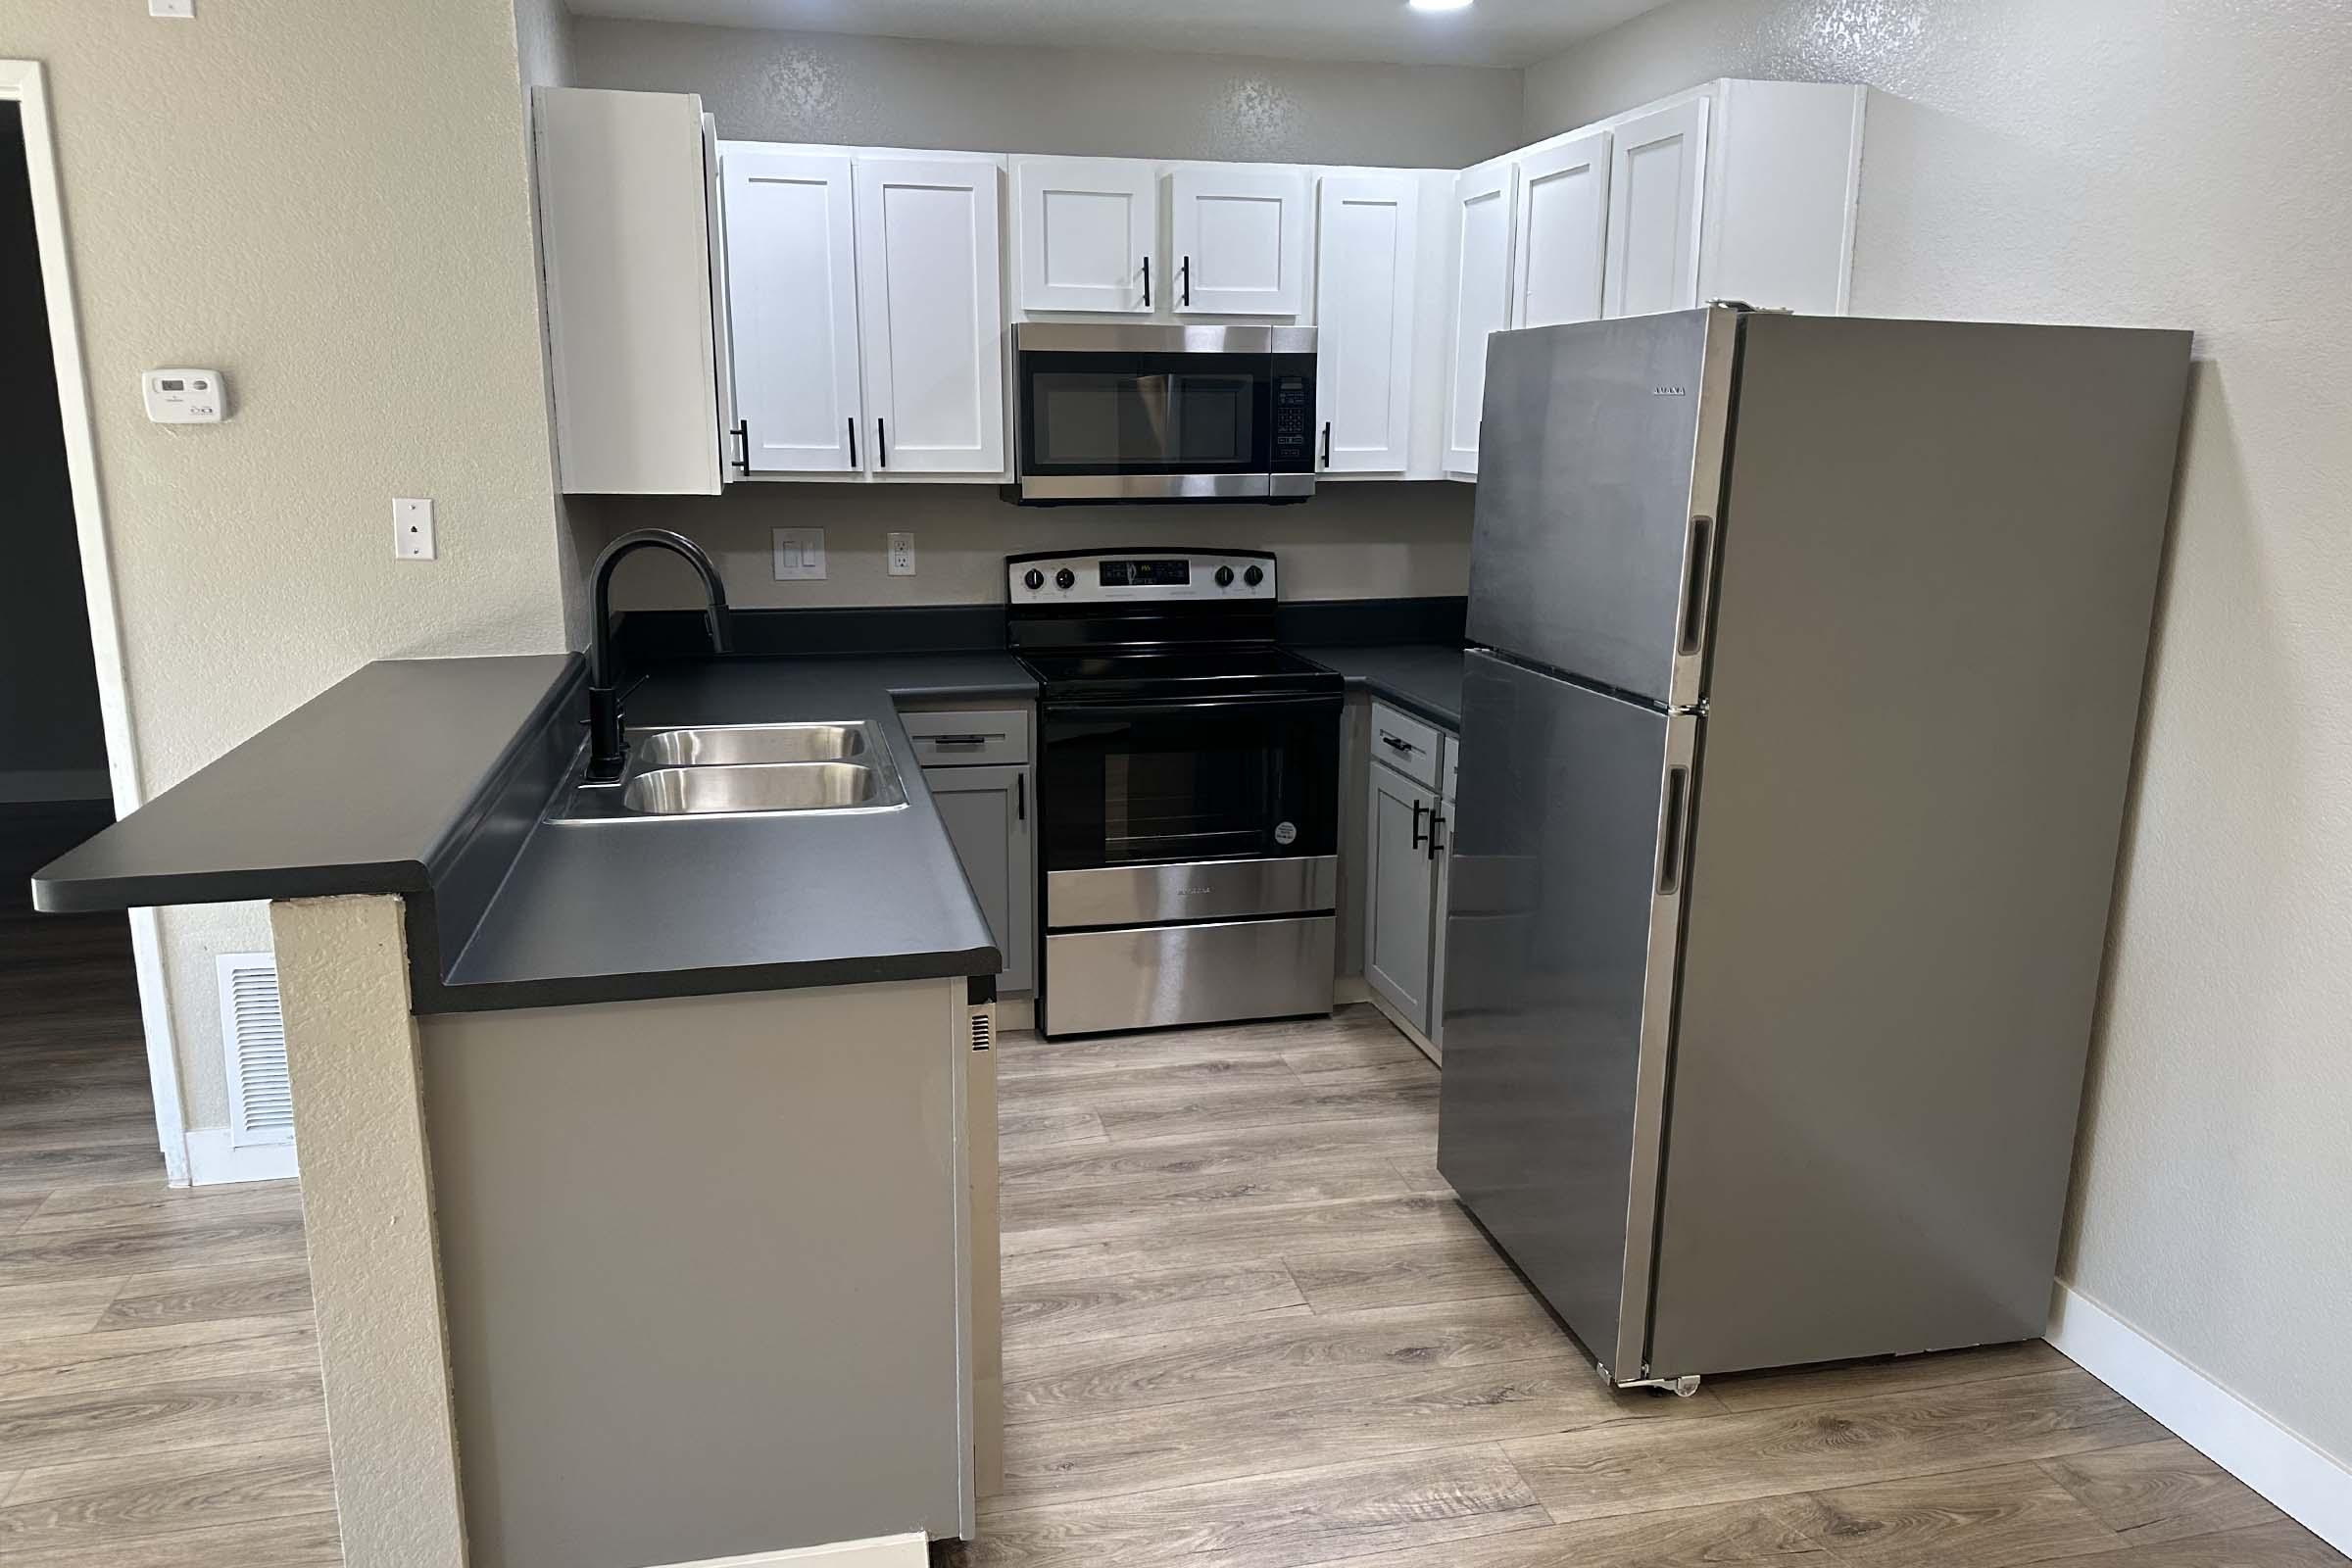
[30,656,579,914]
[426,655,1035,1010]
[1298,644,1466,730]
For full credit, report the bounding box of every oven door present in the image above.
[1016,348,1315,502]
[1040,695,1340,927]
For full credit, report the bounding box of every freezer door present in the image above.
[1465,308,1736,709]
[1437,650,1695,1379]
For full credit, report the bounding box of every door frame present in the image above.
[2,60,190,1183]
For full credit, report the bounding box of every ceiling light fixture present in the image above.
[1408,0,1475,10]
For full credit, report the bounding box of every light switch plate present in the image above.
[887,532,915,576]
[394,498,436,561]
[772,526,827,580]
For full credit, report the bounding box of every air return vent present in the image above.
[217,953,293,1149]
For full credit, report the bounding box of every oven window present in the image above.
[1041,701,1340,871]
[1020,352,1275,475]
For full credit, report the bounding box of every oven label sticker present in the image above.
[1274,821,1298,846]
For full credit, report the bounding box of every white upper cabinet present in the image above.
[1696,78,1867,315]
[535,88,723,495]
[1167,166,1309,316]
[721,150,861,473]
[854,157,1006,476]
[1012,156,1155,314]
[1314,173,1420,474]
[1445,156,1516,475]
[1512,130,1610,329]
[1603,94,1710,318]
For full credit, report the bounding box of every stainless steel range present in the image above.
[1008,549,1342,1038]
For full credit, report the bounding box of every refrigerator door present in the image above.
[1437,649,1695,1380]
[1465,308,1736,710]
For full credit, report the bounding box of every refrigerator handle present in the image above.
[1657,765,1690,896]
[1678,516,1715,657]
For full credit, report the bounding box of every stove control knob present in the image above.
[1215,565,1236,587]
[1054,567,1076,591]
[1244,564,1264,588]
[1023,568,1045,591]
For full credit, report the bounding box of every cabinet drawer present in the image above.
[1369,701,1442,789]
[900,708,1030,766]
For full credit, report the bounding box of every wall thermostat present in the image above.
[142,368,224,423]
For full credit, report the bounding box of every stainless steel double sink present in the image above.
[554,722,909,821]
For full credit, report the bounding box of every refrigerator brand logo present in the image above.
[1652,385,1690,397]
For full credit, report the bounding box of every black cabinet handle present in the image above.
[1428,807,1447,862]
[1141,255,1151,309]
[730,420,749,472]
[1179,255,1191,308]
[1410,798,1428,850]
[1016,773,1026,822]
[846,416,858,468]
[1381,733,1414,755]
[877,418,888,469]
[1320,421,1332,468]
[927,735,990,748]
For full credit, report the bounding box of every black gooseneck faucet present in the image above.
[584,528,733,784]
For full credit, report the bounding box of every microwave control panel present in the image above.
[1271,375,1312,470]
[1009,551,1277,605]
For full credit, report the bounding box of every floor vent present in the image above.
[218,953,294,1149]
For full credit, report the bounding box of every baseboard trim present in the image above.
[1363,988,1441,1066]
[0,767,111,804]
[2047,1281,2351,1554]
[180,1129,299,1188]
[648,1532,928,1566]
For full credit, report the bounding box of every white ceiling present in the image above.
[562,0,1672,69]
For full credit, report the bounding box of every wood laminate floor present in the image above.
[0,802,2332,1568]
[955,1005,2339,1568]
[0,804,336,1566]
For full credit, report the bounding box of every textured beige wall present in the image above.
[572,16,1525,167]
[1529,0,2352,1463]
[1,3,571,1132]
[581,482,1475,610]
[270,895,463,1568]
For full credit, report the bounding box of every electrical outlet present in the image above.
[887,531,916,576]
[394,498,435,561]
[772,526,827,580]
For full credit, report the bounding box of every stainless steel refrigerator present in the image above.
[1438,307,2190,1393]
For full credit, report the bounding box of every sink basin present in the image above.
[636,723,868,766]
[621,761,888,815]
[552,719,909,822]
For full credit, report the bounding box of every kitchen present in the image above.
[5,3,2349,1568]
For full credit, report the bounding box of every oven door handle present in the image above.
[1042,695,1341,722]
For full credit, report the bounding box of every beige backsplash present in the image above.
[573,480,1474,611]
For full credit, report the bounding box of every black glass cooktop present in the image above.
[1021,646,1344,703]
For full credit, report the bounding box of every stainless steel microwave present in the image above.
[1010,323,1317,504]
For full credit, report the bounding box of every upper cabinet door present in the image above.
[721,150,862,473]
[1513,130,1611,329]
[536,88,723,495]
[1167,166,1308,316]
[1445,157,1517,475]
[1314,173,1420,474]
[1013,156,1155,314]
[854,157,1006,476]
[1603,94,1710,318]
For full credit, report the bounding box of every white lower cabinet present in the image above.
[1362,705,1456,1060]
[1365,757,1439,1032]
